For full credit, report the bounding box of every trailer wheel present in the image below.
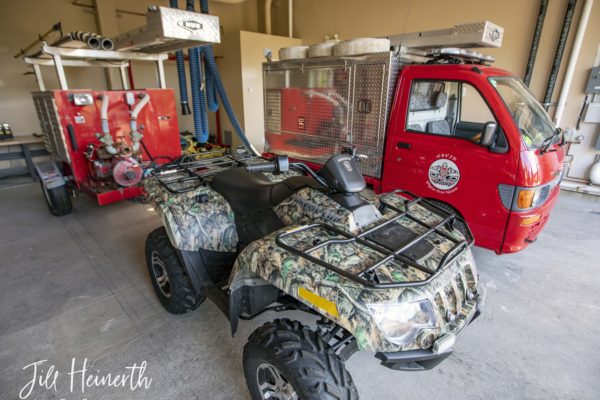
[40,182,73,216]
[145,227,205,314]
[427,199,469,238]
[244,319,358,400]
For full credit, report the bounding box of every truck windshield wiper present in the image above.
[540,128,561,154]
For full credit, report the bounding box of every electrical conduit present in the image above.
[554,0,594,126]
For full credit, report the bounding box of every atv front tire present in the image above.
[145,227,205,314]
[40,182,72,216]
[244,318,358,400]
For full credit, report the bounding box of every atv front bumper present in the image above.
[374,287,484,371]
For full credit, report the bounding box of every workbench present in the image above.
[0,136,48,180]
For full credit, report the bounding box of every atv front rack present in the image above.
[151,152,257,193]
[276,190,474,289]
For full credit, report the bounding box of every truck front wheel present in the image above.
[244,318,358,400]
[145,227,205,314]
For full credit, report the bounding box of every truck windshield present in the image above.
[489,77,556,149]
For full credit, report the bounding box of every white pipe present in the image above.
[131,93,150,123]
[265,0,272,34]
[100,94,110,134]
[99,94,117,155]
[130,93,150,153]
[555,0,594,126]
[288,0,293,38]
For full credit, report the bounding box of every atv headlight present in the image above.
[368,301,437,346]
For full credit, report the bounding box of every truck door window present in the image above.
[456,83,497,142]
[406,80,499,145]
[406,80,459,135]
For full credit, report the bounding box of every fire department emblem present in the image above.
[428,159,460,191]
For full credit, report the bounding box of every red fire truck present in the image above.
[263,22,565,254]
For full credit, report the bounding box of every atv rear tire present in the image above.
[244,318,358,400]
[40,182,72,216]
[145,227,205,314]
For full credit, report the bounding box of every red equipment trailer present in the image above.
[33,88,181,206]
[25,45,183,215]
[263,22,566,254]
[22,6,221,215]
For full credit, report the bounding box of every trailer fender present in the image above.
[35,161,65,189]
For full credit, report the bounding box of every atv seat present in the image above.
[211,167,320,246]
[210,168,280,215]
[211,167,319,216]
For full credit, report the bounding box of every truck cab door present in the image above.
[382,71,518,251]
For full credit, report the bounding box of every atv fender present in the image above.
[177,248,238,293]
[229,268,279,335]
[143,179,239,252]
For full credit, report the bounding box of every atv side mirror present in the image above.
[480,121,497,147]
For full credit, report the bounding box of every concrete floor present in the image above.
[1,181,599,400]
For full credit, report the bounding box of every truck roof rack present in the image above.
[410,47,496,65]
[387,21,503,50]
[386,21,502,65]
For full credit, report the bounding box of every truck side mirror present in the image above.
[480,121,497,147]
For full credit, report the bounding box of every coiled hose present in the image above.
[197,0,256,153]
[169,0,255,153]
[186,0,205,140]
[197,51,209,143]
[169,0,191,115]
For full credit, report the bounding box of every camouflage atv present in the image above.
[143,150,484,399]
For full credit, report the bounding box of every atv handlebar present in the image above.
[245,162,278,173]
[245,155,289,173]
[245,156,329,187]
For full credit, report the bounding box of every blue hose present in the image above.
[202,47,219,112]
[197,53,209,143]
[196,0,254,152]
[188,47,205,141]
[200,0,209,13]
[186,0,205,142]
[202,46,254,151]
[169,0,190,115]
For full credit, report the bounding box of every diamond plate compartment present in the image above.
[263,52,405,178]
[113,6,220,53]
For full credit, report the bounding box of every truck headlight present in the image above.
[367,301,437,346]
[516,187,541,209]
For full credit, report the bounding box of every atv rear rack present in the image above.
[276,190,474,289]
[151,152,257,193]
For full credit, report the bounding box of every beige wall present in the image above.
[217,30,300,150]
[239,31,301,151]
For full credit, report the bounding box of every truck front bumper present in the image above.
[375,288,484,371]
